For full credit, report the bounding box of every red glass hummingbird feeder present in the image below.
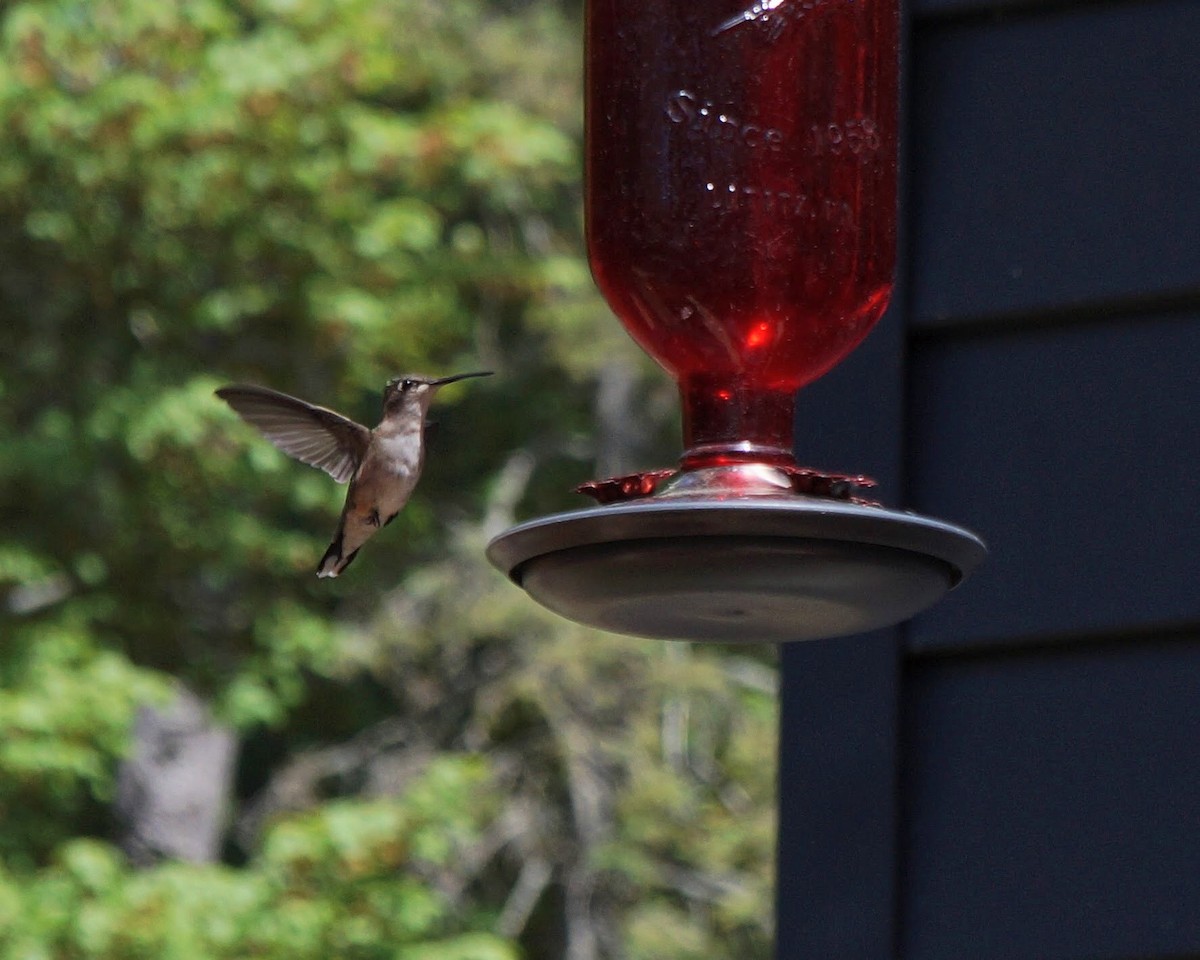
[488,0,985,642]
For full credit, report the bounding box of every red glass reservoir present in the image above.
[586,0,898,468]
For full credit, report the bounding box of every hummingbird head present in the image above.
[383,370,492,415]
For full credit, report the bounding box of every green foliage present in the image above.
[0,612,167,865]
[0,0,601,715]
[0,757,517,959]
[0,0,776,957]
[361,519,777,959]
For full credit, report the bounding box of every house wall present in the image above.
[776,1,1200,956]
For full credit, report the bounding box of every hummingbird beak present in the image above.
[427,370,493,388]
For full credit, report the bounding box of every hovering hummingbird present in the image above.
[216,371,493,578]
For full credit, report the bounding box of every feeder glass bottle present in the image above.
[586,0,899,469]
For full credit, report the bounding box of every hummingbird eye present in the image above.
[400,378,416,392]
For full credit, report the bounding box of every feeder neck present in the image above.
[679,375,796,470]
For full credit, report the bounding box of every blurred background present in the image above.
[0,1,779,957]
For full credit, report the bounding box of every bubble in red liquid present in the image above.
[586,0,898,465]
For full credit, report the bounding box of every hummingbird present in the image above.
[216,371,493,578]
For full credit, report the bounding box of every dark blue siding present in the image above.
[907,312,1200,649]
[911,0,1200,326]
[777,0,1200,957]
[903,639,1200,960]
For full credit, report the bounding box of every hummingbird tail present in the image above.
[316,537,359,578]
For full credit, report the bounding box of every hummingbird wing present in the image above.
[216,384,371,484]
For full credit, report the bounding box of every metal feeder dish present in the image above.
[488,486,984,643]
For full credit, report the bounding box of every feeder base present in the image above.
[486,497,985,643]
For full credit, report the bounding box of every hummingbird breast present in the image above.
[350,425,424,518]
[373,428,423,476]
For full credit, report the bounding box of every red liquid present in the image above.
[586,0,898,466]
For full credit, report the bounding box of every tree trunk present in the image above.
[115,685,237,865]
[593,359,647,478]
